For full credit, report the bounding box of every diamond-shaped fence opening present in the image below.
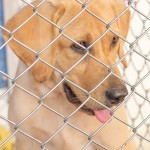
[0,0,150,150]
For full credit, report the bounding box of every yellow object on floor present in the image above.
[0,125,14,150]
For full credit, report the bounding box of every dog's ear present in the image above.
[2,0,65,82]
[114,0,130,68]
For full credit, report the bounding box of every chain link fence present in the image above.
[0,0,150,149]
[124,0,150,149]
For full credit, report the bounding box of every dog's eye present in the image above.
[71,41,88,53]
[112,36,119,46]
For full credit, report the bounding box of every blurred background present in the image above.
[0,0,150,149]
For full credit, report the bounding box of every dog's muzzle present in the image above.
[63,83,128,123]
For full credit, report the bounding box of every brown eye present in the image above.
[112,36,119,46]
[71,41,88,53]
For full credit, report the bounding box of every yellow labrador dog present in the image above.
[3,0,136,149]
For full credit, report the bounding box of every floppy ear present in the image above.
[2,0,65,82]
[114,0,131,68]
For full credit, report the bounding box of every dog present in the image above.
[3,0,137,149]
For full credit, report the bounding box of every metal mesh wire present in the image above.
[0,0,150,149]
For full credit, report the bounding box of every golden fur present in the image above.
[3,0,136,149]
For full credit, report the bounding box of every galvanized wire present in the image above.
[0,0,150,150]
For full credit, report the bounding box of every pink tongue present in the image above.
[94,109,112,123]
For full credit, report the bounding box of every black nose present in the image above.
[106,87,128,104]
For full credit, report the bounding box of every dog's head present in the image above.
[3,0,130,123]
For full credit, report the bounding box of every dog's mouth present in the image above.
[63,83,94,115]
[63,83,113,123]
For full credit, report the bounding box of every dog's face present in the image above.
[3,0,130,122]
